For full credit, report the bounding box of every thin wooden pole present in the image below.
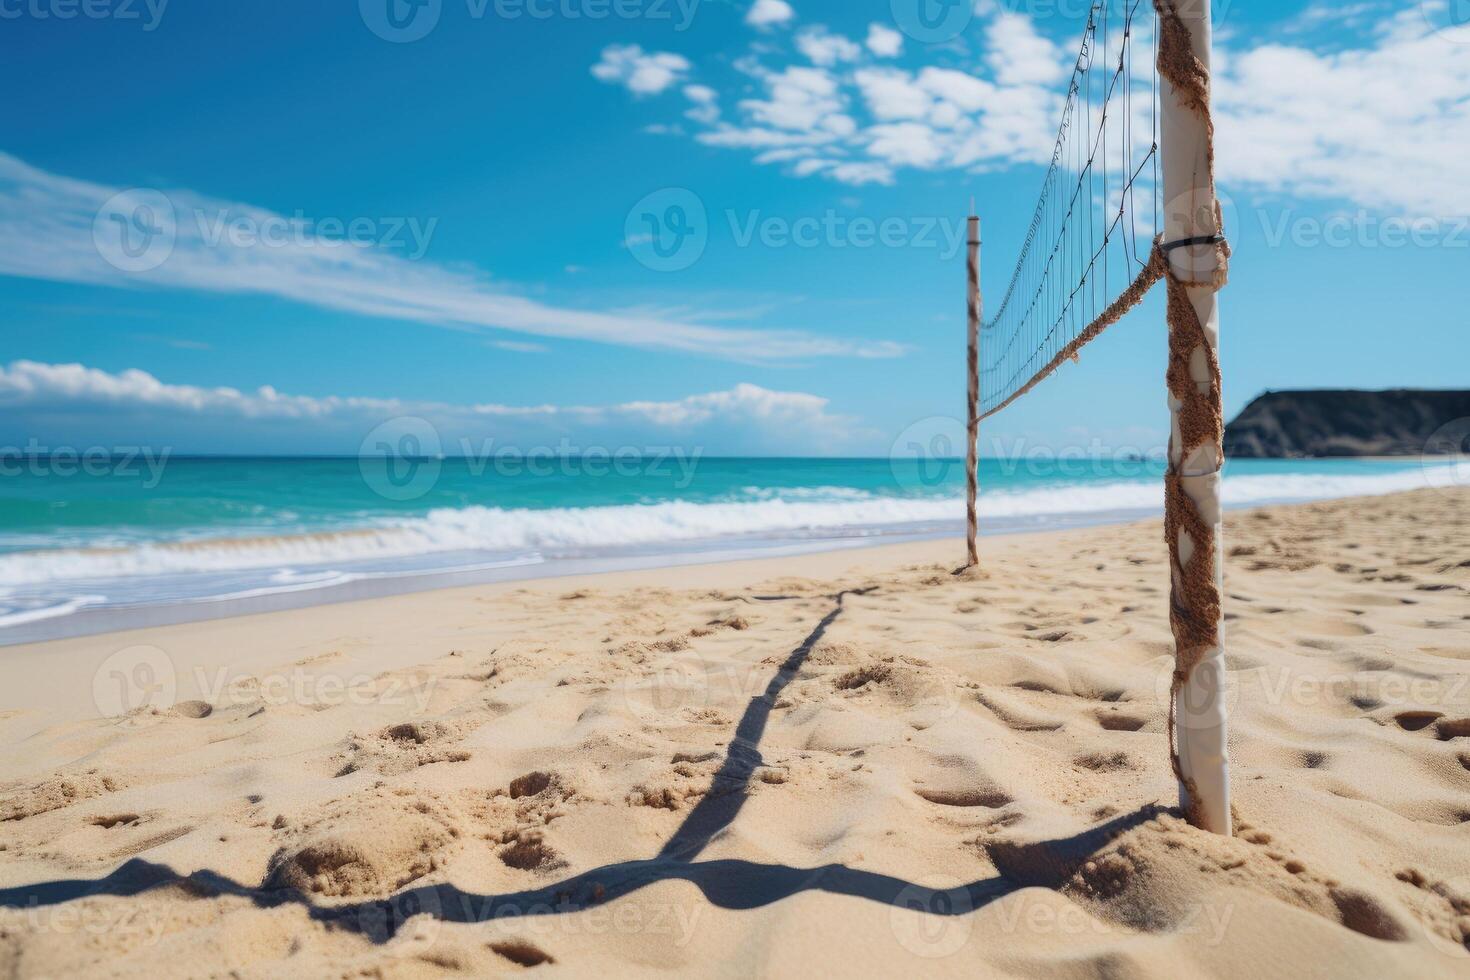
[1159,0,1230,835]
[965,212,980,568]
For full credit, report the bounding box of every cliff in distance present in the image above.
[1223,389,1470,458]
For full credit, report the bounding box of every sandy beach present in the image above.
[1,486,1467,977]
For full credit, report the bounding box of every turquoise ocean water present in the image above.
[0,454,1457,642]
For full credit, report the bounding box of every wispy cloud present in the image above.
[0,153,902,363]
[489,339,548,354]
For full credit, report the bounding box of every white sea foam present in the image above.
[0,594,106,628]
[0,462,1456,588]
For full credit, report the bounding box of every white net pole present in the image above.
[1159,0,1231,835]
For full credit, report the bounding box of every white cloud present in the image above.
[0,360,393,420]
[745,0,794,29]
[1282,1,1386,34]
[852,68,933,121]
[741,66,847,130]
[0,153,902,363]
[917,68,993,113]
[796,27,861,67]
[865,23,903,58]
[627,8,1065,185]
[683,84,720,124]
[0,361,863,453]
[591,44,690,95]
[605,3,1470,218]
[863,122,949,168]
[1214,12,1470,216]
[984,11,1066,87]
[827,161,897,186]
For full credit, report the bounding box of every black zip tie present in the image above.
[1160,234,1225,253]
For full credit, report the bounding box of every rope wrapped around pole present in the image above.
[966,215,981,567]
[1155,0,1231,834]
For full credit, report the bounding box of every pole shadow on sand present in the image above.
[0,589,1166,944]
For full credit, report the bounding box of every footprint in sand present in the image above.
[499,833,565,872]
[1434,718,1470,741]
[89,813,141,829]
[1392,710,1444,732]
[490,939,556,966]
[1,771,119,822]
[1330,887,1409,942]
[508,771,555,799]
[1074,751,1135,772]
[1095,710,1149,732]
[915,787,1013,809]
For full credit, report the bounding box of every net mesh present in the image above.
[979,0,1161,420]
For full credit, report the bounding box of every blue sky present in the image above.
[1,0,1467,456]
